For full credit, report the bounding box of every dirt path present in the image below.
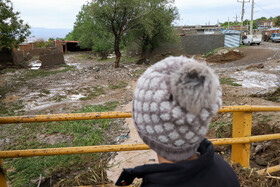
[106,81,157,183]
[212,42,280,69]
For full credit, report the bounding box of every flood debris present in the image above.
[232,163,280,187]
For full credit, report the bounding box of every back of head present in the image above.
[133,56,222,162]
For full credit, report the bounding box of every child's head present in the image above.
[132,56,222,162]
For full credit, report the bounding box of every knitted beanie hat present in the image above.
[133,56,222,162]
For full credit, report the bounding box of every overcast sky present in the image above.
[12,0,280,29]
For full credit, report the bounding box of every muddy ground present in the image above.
[0,42,280,186]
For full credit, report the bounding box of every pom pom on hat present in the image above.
[170,62,220,115]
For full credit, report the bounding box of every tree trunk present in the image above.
[114,37,121,68]
[137,39,151,64]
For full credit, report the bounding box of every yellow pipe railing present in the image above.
[0,105,280,186]
[0,111,132,124]
[1,106,280,124]
[0,134,280,158]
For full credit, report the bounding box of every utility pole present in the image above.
[233,14,240,24]
[237,0,250,30]
[250,0,254,34]
[228,17,230,29]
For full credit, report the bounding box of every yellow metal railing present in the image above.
[0,105,280,186]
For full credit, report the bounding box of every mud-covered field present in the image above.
[0,42,279,186]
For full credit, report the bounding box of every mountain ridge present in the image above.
[30,27,72,40]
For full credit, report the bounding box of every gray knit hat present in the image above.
[133,56,222,162]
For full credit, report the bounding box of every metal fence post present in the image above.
[0,158,7,187]
[231,112,252,167]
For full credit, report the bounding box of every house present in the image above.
[54,40,80,53]
[257,20,276,29]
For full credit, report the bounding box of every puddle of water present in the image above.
[67,62,81,68]
[230,70,279,89]
[68,93,84,100]
[30,60,41,70]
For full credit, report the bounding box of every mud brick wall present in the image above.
[0,48,13,64]
[0,48,25,69]
[39,48,65,69]
[180,34,224,55]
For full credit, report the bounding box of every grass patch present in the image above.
[2,101,119,187]
[19,65,75,80]
[109,81,128,90]
[203,47,223,58]
[0,68,17,74]
[79,86,105,100]
[251,87,280,102]
[98,57,115,63]
[0,87,9,99]
[40,89,50,95]
[220,77,241,86]
[0,100,25,116]
[120,56,139,64]
[97,55,138,64]
[38,89,51,97]
[74,53,94,61]
[257,115,272,124]
[238,45,248,48]
[50,94,67,102]
[209,122,232,138]
[132,68,147,77]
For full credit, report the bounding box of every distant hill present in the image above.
[30,27,72,40]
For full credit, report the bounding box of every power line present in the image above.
[233,14,240,24]
[254,2,277,17]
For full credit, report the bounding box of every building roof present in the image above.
[221,30,241,34]
[55,40,78,43]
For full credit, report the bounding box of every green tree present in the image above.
[35,39,45,48]
[72,0,178,67]
[0,0,30,50]
[256,16,267,21]
[69,3,114,59]
[65,31,74,41]
[89,0,145,67]
[127,0,178,58]
[275,16,280,26]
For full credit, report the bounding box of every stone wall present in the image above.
[0,48,25,70]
